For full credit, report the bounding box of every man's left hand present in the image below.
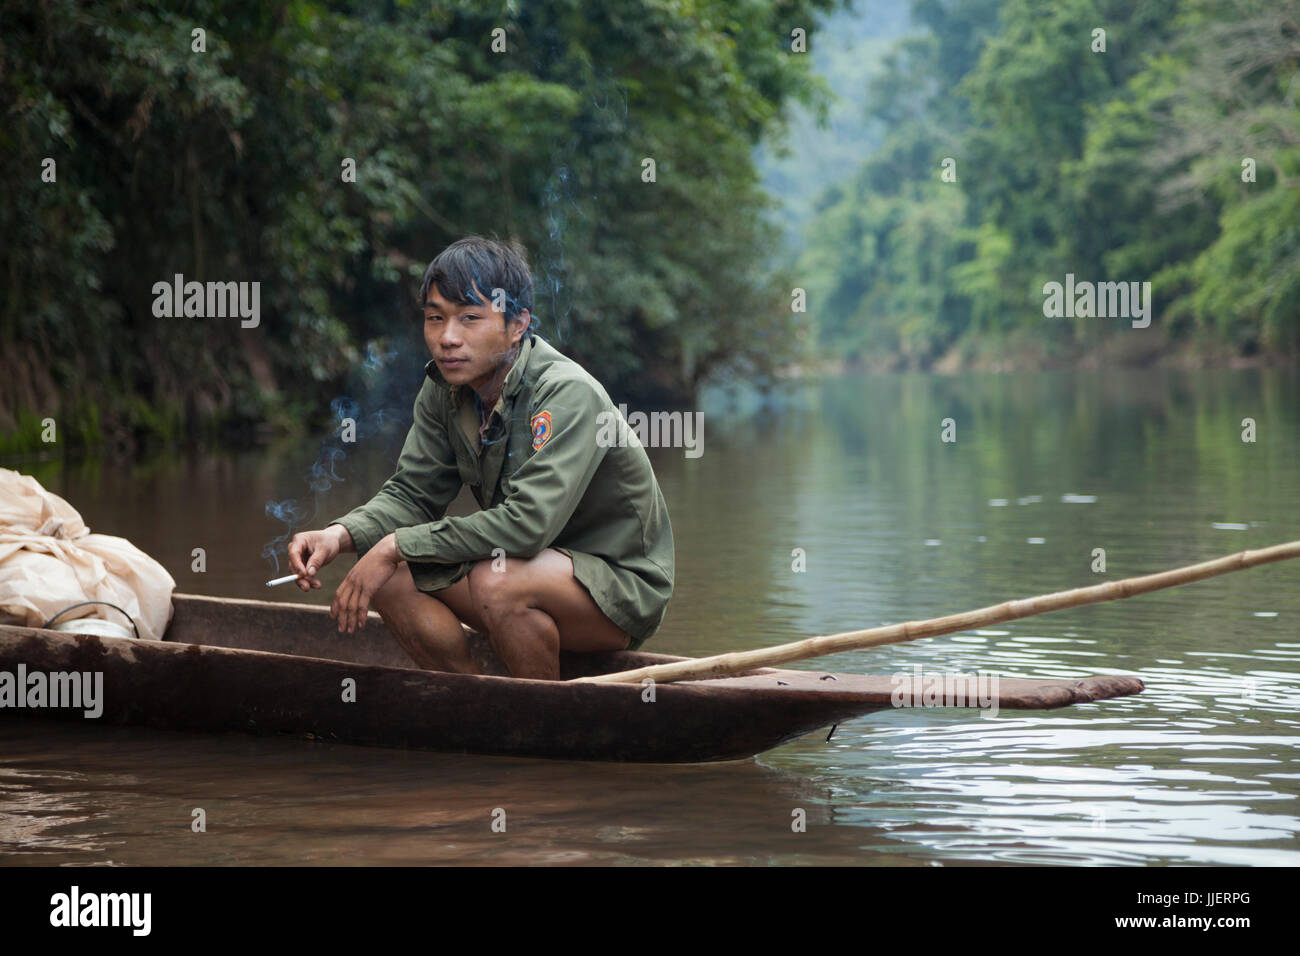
[331,532,401,633]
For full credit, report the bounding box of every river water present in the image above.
[2,368,1298,865]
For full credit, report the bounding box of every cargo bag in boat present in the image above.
[0,467,174,640]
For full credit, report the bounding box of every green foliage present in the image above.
[1185,187,1300,350]
[799,0,1300,367]
[0,0,845,451]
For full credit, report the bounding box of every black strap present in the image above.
[42,600,141,640]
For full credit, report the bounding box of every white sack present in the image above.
[0,467,174,640]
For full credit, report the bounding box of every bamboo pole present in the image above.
[572,539,1300,685]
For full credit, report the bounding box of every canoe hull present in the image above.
[0,593,1145,762]
[0,626,888,762]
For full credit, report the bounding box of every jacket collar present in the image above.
[424,335,536,409]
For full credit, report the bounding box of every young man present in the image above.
[287,236,675,680]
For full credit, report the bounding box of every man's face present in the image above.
[423,282,529,394]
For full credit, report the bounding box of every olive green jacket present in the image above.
[328,335,675,645]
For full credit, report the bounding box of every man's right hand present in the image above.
[287,524,354,592]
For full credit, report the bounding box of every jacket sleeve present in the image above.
[328,379,463,556]
[393,374,608,563]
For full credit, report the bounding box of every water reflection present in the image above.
[3,368,1298,865]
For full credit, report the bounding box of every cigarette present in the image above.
[266,573,305,587]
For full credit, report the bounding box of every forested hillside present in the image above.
[799,0,1300,370]
[1,0,843,452]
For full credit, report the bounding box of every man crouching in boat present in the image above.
[287,235,675,680]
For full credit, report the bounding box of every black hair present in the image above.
[418,235,536,337]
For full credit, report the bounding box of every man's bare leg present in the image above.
[467,549,631,681]
[370,562,486,673]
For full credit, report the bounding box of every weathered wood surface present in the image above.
[0,593,1144,762]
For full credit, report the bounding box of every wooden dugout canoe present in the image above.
[0,593,1144,762]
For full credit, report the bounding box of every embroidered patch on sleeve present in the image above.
[530,410,553,450]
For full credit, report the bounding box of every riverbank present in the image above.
[777,329,1299,379]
